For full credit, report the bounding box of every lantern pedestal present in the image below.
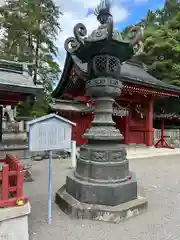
[55,94,148,221]
[55,184,147,223]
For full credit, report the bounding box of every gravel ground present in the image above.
[25,155,180,240]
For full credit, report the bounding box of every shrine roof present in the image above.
[0,60,42,95]
[52,53,180,98]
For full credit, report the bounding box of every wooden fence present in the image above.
[0,154,28,207]
[154,129,180,147]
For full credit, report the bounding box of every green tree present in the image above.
[137,0,180,86]
[160,0,180,24]
[0,0,62,116]
[134,0,180,115]
[121,0,180,114]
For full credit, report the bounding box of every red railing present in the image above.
[0,154,28,208]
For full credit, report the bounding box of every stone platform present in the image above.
[55,185,147,223]
[0,202,31,239]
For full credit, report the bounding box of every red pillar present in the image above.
[124,115,129,144]
[146,98,154,146]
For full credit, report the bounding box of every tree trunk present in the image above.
[33,36,40,85]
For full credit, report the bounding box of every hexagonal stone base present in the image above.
[66,171,138,206]
[55,185,148,223]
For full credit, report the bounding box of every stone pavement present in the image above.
[25,155,180,240]
[127,146,180,159]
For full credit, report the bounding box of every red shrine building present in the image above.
[0,60,41,140]
[51,54,180,147]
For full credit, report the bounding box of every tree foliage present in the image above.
[0,0,62,116]
[121,0,180,115]
[136,0,180,86]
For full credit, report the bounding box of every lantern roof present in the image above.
[64,0,143,63]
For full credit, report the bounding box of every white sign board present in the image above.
[28,114,76,152]
[113,107,129,116]
[28,114,76,225]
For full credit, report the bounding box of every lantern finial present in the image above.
[94,0,112,24]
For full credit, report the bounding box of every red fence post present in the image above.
[1,165,9,201]
[8,155,17,187]
[16,163,24,197]
[0,154,27,207]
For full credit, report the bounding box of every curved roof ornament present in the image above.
[64,0,143,63]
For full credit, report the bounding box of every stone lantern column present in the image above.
[56,0,147,222]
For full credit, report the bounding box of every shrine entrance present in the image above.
[112,100,153,146]
[53,98,154,147]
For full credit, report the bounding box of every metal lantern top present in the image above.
[64,0,144,64]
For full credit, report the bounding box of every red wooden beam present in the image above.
[0,94,24,99]
[0,91,24,105]
[75,96,89,102]
[123,84,179,97]
[0,100,20,106]
[0,94,23,99]
[0,91,25,99]
[0,91,22,96]
[119,96,145,103]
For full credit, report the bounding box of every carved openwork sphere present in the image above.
[91,55,121,78]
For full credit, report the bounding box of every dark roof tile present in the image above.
[0,60,42,94]
[72,55,180,92]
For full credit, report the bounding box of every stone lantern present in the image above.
[56,0,147,222]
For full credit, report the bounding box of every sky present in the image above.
[55,0,166,69]
[0,0,165,70]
